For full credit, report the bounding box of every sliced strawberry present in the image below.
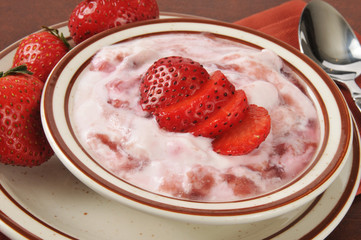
[155,70,235,132]
[139,57,271,156]
[212,104,271,155]
[190,89,248,138]
[140,56,210,113]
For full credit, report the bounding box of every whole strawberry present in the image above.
[129,0,159,20]
[68,0,159,44]
[12,27,70,82]
[0,66,53,167]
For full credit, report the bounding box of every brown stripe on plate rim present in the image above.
[0,184,76,239]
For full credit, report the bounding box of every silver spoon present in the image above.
[298,0,361,112]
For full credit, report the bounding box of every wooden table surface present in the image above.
[0,0,360,239]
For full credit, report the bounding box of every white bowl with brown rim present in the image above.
[41,18,353,224]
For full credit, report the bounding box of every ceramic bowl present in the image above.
[41,18,353,224]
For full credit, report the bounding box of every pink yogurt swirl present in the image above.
[71,33,320,202]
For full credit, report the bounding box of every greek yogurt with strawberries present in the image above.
[71,33,320,202]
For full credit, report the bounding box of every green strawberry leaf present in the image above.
[0,65,33,78]
[42,26,71,50]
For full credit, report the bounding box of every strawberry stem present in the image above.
[0,65,33,78]
[42,26,71,50]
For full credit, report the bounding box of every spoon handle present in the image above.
[339,79,361,113]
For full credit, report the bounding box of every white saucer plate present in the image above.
[0,19,360,240]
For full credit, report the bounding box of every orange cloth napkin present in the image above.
[235,0,306,49]
[235,0,361,196]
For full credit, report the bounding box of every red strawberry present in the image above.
[12,27,70,82]
[139,57,271,156]
[68,0,159,44]
[155,70,235,132]
[0,66,53,167]
[212,104,271,155]
[140,56,210,113]
[190,89,248,138]
[129,0,159,20]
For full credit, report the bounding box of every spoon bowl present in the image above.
[299,0,361,111]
